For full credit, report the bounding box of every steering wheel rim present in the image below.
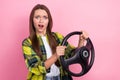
[60,31,95,77]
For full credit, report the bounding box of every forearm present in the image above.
[44,53,58,69]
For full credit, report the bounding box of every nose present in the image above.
[39,18,43,23]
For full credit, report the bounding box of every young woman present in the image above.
[22,4,88,80]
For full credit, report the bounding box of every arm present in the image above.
[22,38,65,75]
[44,53,58,69]
[22,38,60,75]
[22,38,47,75]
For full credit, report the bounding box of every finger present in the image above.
[79,34,84,40]
[81,31,89,39]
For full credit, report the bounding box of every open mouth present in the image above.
[38,24,44,29]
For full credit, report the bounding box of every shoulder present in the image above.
[22,37,32,46]
[52,32,64,39]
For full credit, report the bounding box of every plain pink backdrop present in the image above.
[0,0,120,80]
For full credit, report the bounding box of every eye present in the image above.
[43,16,48,19]
[35,16,40,19]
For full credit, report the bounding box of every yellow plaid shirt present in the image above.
[22,32,74,80]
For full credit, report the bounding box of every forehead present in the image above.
[34,9,48,16]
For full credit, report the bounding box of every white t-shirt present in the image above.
[41,36,60,77]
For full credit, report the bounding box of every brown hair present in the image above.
[29,4,60,66]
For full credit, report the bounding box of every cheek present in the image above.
[33,19,38,26]
[45,20,49,26]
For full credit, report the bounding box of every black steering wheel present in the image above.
[60,31,95,77]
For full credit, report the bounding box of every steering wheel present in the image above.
[60,31,95,77]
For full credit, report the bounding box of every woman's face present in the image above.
[33,9,49,36]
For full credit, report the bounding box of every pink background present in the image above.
[0,0,120,80]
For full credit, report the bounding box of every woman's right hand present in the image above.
[56,46,66,58]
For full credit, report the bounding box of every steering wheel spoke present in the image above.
[65,52,82,65]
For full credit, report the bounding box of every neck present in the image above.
[36,31,46,36]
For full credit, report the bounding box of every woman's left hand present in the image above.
[78,30,89,47]
[80,30,89,40]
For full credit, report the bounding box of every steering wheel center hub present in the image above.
[83,50,89,57]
